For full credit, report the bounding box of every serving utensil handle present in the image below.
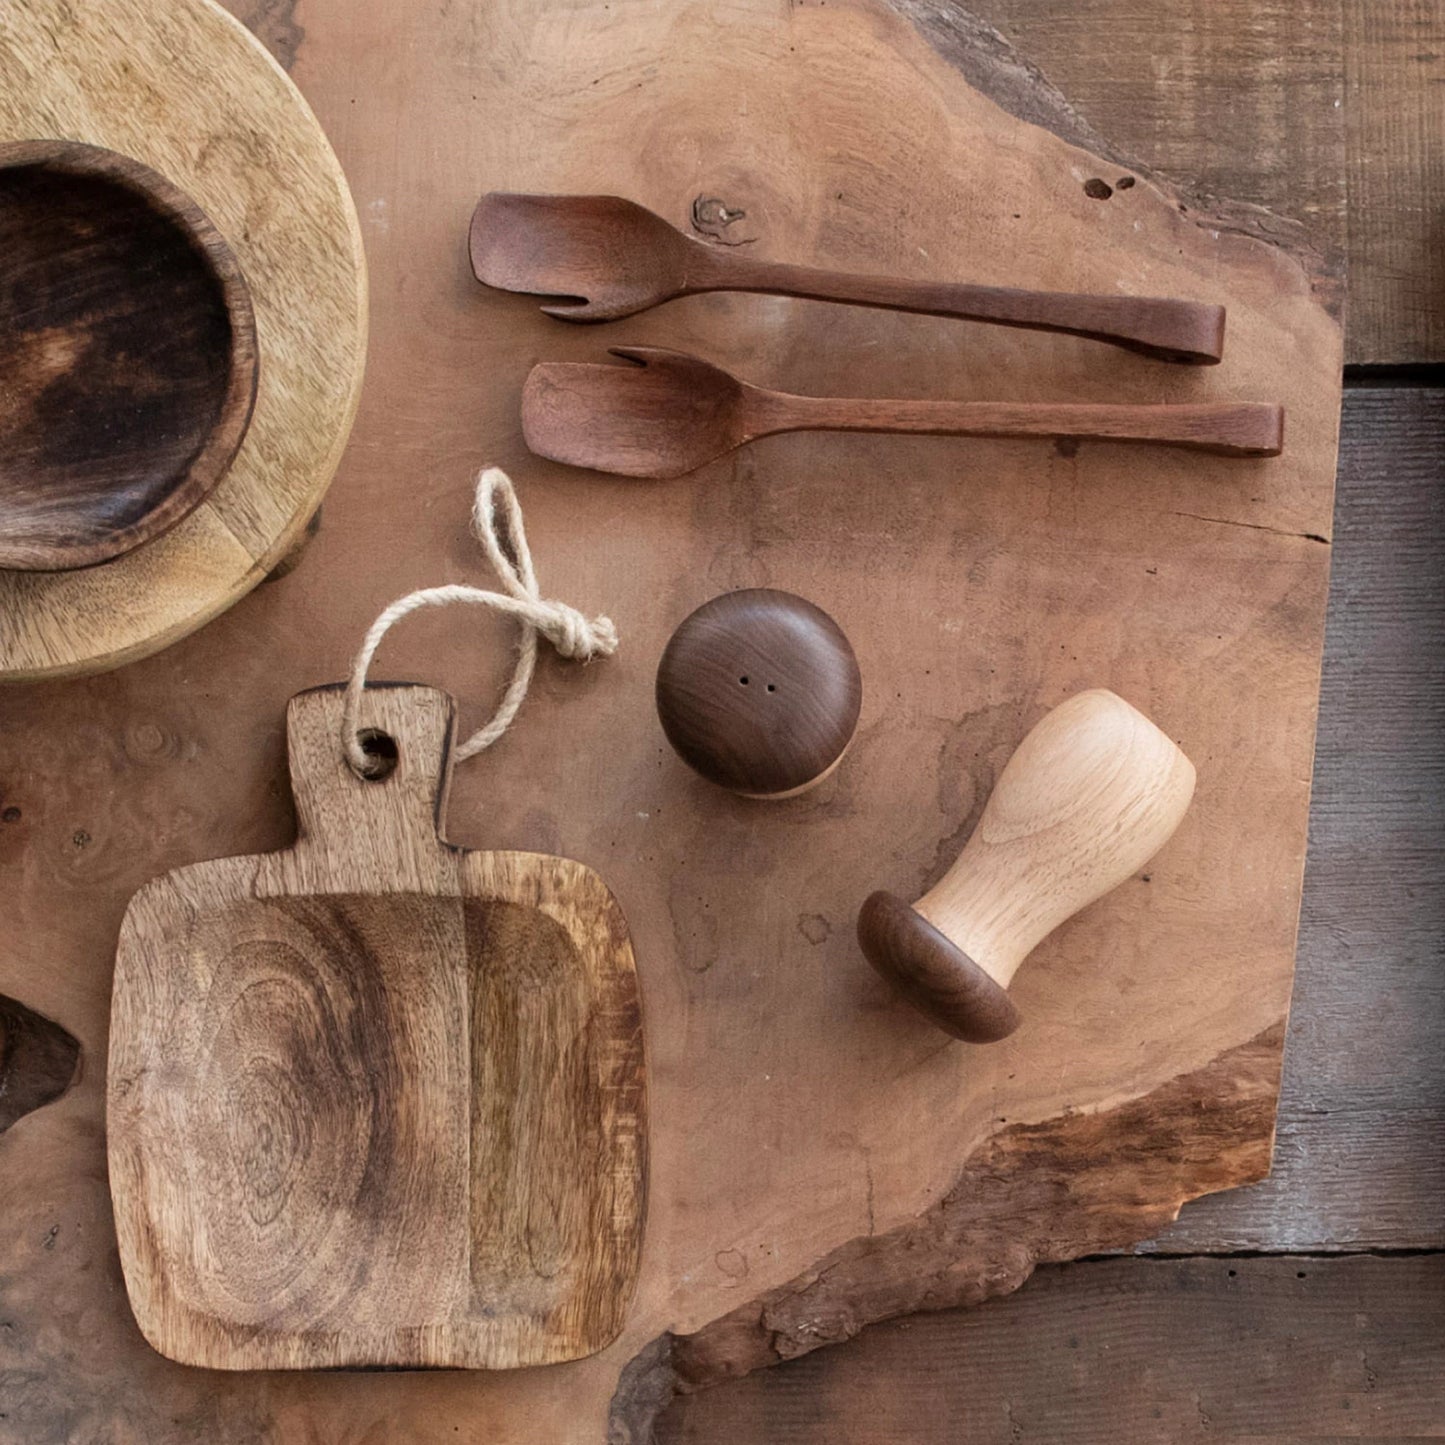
[752,394,1283,457]
[690,251,1226,364]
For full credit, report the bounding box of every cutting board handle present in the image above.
[286,684,455,857]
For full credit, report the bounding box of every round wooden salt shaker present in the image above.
[656,589,862,798]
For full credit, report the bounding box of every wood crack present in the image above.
[1172,511,1332,545]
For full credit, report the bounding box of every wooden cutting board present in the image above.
[107,685,647,1369]
[0,0,1342,1439]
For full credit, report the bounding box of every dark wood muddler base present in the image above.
[857,890,1022,1043]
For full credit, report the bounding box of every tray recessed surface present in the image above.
[125,890,621,1350]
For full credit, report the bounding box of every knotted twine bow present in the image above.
[341,467,618,774]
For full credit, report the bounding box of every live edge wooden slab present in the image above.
[0,0,1340,1441]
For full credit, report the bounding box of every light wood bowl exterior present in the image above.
[0,0,366,678]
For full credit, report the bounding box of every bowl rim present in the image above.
[0,137,260,571]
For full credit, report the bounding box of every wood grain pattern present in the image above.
[656,1254,1445,1443]
[473,192,1227,363]
[107,685,647,1369]
[0,140,258,571]
[0,0,1342,1438]
[655,589,863,797]
[0,0,366,676]
[522,347,1284,479]
[1342,0,1445,363]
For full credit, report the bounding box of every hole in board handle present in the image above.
[353,728,400,781]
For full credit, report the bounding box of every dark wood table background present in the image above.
[4,1,1440,1439]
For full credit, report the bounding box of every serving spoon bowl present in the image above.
[521,347,1284,479]
[0,140,258,571]
[473,192,1227,363]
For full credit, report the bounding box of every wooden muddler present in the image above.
[858,690,1196,1042]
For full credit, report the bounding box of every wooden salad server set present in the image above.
[522,346,1284,479]
[473,192,1284,477]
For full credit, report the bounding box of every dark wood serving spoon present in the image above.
[473,193,1226,364]
[521,347,1284,479]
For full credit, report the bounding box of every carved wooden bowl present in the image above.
[0,140,258,571]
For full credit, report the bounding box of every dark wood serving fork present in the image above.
[472,193,1227,364]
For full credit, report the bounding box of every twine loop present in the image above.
[341,467,617,774]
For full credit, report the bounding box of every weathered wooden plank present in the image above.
[656,1255,1445,1443]
[912,0,1444,363]
[1146,386,1445,1251]
[913,1,1348,330]
[1343,1,1445,364]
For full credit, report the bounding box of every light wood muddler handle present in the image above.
[857,689,1196,1042]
